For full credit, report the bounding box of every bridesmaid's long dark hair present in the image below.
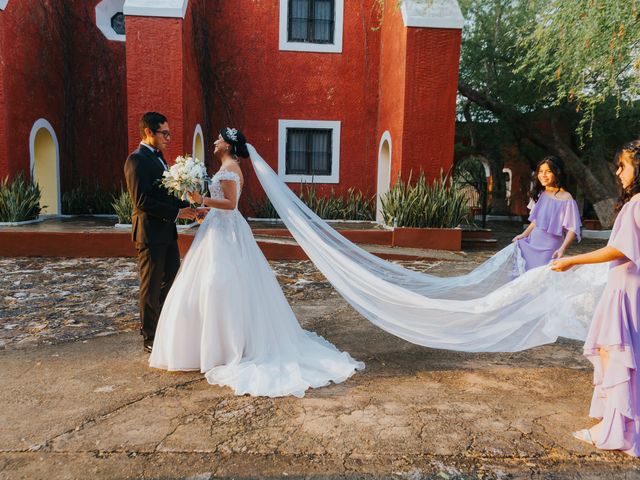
[529,155,568,202]
[615,140,640,211]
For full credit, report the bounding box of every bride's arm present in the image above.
[190,180,237,210]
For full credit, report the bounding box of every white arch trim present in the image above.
[124,0,188,18]
[29,118,61,215]
[376,131,393,223]
[0,1,9,11]
[192,123,204,162]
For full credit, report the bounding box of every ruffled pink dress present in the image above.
[518,193,582,270]
[583,200,640,456]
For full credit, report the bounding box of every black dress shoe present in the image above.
[143,340,153,353]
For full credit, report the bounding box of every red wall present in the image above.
[0,0,65,177]
[402,27,461,181]
[0,9,7,178]
[377,1,407,183]
[65,1,128,191]
[0,0,127,190]
[182,0,206,163]
[204,0,381,207]
[125,16,185,161]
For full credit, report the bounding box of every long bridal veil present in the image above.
[248,145,607,353]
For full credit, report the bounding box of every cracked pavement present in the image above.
[2,228,640,479]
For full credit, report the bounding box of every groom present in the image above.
[124,112,196,353]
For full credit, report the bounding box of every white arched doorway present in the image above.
[29,119,61,215]
[192,124,204,163]
[376,131,392,224]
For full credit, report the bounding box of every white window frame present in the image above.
[278,119,340,184]
[95,0,126,42]
[279,0,344,53]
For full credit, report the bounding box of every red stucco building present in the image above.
[0,0,463,220]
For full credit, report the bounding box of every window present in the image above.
[288,0,335,44]
[279,0,344,53]
[286,129,332,175]
[110,12,125,35]
[278,120,340,183]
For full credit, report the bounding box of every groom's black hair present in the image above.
[140,112,168,139]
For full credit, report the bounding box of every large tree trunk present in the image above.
[458,82,618,227]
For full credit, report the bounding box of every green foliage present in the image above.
[111,190,132,224]
[249,196,280,219]
[518,0,640,136]
[299,184,376,220]
[62,181,115,215]
[380,171,468,228]
[249,186,375,221]
[458,0,640,137]
[0,172,42,222]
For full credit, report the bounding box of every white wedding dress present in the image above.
[149,169,364,398]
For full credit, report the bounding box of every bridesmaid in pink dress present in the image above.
[552,140,640,456]
[513,156,581,270]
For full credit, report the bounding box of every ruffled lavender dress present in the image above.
[517,193,582,270]
[583,200,640,456]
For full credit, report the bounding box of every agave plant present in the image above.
[111,190,132,224]
[381,170,468,228]
[249,195,280,219]
[62,180,116,214]
[0,172,42,222]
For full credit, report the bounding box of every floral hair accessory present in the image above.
[225,128,238,142]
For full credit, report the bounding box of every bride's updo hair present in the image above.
[220,127,250,158]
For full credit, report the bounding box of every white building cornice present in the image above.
[123,0,188,19]
[401,0,464,30]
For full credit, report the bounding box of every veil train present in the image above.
[248,144,607,353]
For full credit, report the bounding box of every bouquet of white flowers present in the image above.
[161,154,209,203]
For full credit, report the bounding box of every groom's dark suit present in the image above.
[124,145,189,344]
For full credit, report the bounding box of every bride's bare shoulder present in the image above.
[219,161,244,183]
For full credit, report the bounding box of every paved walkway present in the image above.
[3,223,639,479]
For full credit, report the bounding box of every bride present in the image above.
[149,128,364,398]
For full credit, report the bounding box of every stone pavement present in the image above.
[3,224,640,479]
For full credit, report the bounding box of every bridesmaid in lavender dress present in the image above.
[552,140,640,456]
[513,156,581,270]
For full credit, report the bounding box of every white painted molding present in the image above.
[0,0,9,11]
[278,119,341,184]
[376,131,392,223]
[95,0,126,42]
[192,123,204,162]
[400,0,464,29]
[29,118,61,216]
[123,0,188,19]
[279,0,344,53]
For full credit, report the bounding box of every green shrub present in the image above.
[62,181,115,215]
[249,195,280,219]
[381,171,468,228]
[111,190,132,224]
[0,173,42,222]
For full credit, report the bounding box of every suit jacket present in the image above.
[124,146,189,245]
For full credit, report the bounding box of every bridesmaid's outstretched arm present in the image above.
[550,246,626,271]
